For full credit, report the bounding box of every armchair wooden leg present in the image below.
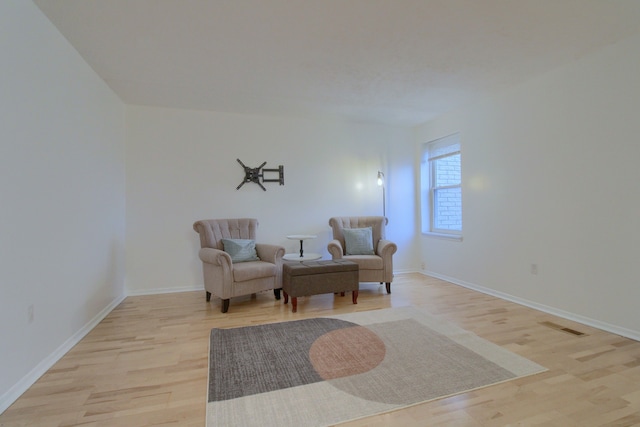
[274,288,281,300]
[206,291,211,302]
[385,283,391,294]
[221,299,230,313]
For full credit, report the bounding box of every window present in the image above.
[421,133,462,238]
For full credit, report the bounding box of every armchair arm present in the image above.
[376,239,397,283]
[198,247,234,299]
[255,243,285,265]
[327,239,344,260]
[199,247,232,266]
[255,243,285,289]
[376,239,398,259]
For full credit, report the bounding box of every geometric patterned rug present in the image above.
[207,307,546,427]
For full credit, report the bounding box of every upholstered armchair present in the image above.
[193,218,285,313]
[328,216,397,293]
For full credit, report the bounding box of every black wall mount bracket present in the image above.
[236,158,285,191]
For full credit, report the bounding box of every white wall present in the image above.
[416,34,640,339]
[0,1,126,412]
[125,106,417,294]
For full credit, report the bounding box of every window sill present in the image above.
[422,231,463,242]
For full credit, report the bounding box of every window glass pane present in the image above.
[433,153,460,187]
[421,132,462,236]
[433,187,462,231]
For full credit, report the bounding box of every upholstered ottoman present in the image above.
[282,260,359,313]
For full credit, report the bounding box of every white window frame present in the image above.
[421,133,462,240]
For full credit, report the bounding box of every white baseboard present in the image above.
[126,284,204,296]
[393,268,421,275]
[422,270,640,342]
[0,294,127,414]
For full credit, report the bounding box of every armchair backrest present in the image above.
[329,216,388,254]
[193,218,258,250]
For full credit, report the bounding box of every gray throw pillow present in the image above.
[221,238,260,262]
[343,227,375,255]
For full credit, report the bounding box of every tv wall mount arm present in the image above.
[236,158,285,191]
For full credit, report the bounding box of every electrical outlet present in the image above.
[530,264,538,275]
[28,304,34,323]
[421,262,426,270]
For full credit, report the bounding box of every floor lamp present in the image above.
[377,171,385,218]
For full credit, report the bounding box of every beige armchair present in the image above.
[193,218,285,313]
[328,216,397,293]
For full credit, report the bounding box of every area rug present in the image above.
[206,307,546,427]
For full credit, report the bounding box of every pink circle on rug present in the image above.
[309,325,386,380]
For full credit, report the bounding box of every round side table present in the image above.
[283,234,322,261]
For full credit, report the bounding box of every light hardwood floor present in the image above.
[1,273,640,426]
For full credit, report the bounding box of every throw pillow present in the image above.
[343,227,375,255]
[221,238,260,263]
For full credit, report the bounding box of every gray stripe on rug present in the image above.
[209,317,357,401]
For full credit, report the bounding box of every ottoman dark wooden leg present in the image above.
[281,284,297,313]
[274,288,281,300]
[352,291,358,304]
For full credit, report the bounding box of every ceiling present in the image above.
[34,0,640,126]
